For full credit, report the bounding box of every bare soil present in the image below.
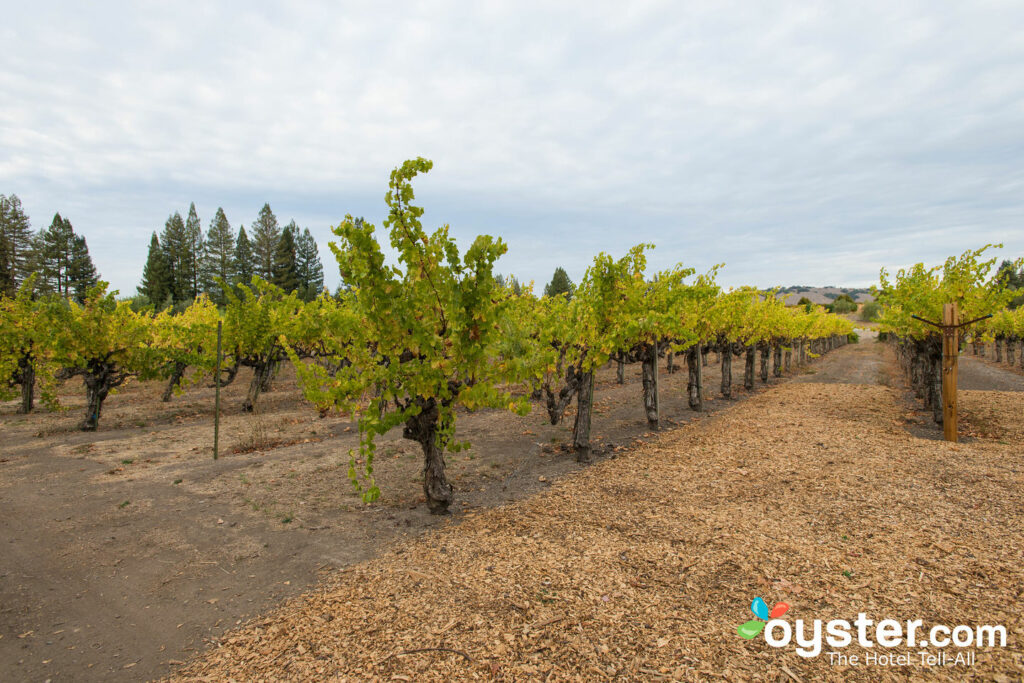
[2,348,788,682]
[959,356,1024,392]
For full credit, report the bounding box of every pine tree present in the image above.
[0,234,9,293]
[139,232,173,306]
[201,207,236,303]
[295,227,324,300]
[234,225,255,289]
[68,235,98,303]
[271,222,299,292]
[544,267,573,299]
[250,203,280,280]
[0,194,34,296]
[161,211,188,303]
[183,202,204,300]
[40,213,77,297]
[36,213,98,301]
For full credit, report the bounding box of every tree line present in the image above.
[0,194,99,301]
[1,194,326,309]
[139,202,325,307]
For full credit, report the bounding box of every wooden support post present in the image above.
[941,303,959,442]
[214,320,222,459]
[653,340,660,428]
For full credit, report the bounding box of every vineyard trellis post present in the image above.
[214,319,222,459]
[910,303,992,443]
[653,340,660,428]
[941,303,959,442]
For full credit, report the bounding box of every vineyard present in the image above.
[2,159,855,514]
[2,162,1022,682]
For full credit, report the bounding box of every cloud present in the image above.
[1,1,1022,294]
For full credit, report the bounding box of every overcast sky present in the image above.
[2,1,1022,295]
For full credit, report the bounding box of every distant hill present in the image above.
[772,286,875,305]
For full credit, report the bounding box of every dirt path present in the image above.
[959,356,1024,392]
[171,339,1024,681]
[792,330,889,385]
[0,351,793,682]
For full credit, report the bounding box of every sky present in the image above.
[2,1,1023,295]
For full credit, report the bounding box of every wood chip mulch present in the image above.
[170,383,1024,682]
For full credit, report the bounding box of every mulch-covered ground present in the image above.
[171,381,1024,682]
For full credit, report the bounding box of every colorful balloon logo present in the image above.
[737,597,790,639]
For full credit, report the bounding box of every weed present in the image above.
[173,478,183,485]
[842,569,853,578]
[118,500,130,509]
[281,514,293,524]
[121,459,134,465]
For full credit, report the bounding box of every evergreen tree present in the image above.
[997,259,1024,289]
[68,235,98,303]
[999,258,1024,309]
[234,225,255,288]
[295,226,324,300]
[251,203,280,279]
[544,267,573,299]
[271,222,299,292]
[160,211,188,303]
[139,232,173,306]
[37,213,98,300]
[0,234,9,293]
[40,213,77,297]
[0,194,34,296]
[510,275,523,296]
[201,207,236,303]
[183,202,204,299]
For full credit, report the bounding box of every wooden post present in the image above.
[941,303,959,442]
[214,320,222,459]
[653,340,660,428]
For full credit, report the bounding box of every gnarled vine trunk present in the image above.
[17,354,35,414]
[687,345,703,411]
[616,357,625,384]
[772,342,783,378]
[544,364,584,424]
[243,358,277,412]
[641,343,660,428]
[162,361,188,402]
[572,371,595,463]
[79,362,125,431]
[759,343,770,383]
[995,337,1004,363]
[720,343,732,398]
[403,397,452,515]
[211,357,240,388]
[744,345,755,390]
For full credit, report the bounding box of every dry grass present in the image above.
[170,382,1023,682]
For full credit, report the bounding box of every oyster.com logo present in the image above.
[737,597,789,640]
[734,596,1008,665]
